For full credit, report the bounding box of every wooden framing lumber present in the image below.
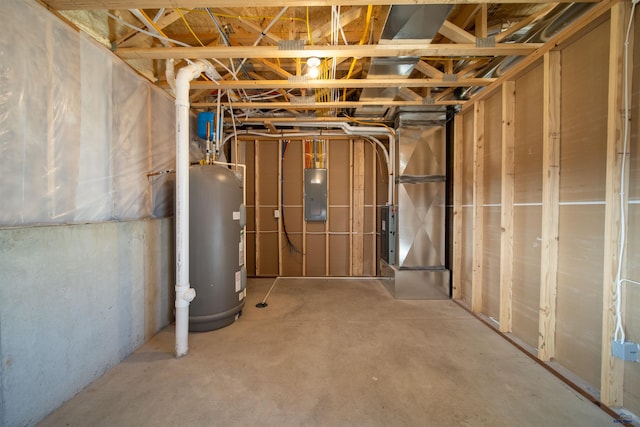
[349,139,354,277]
[352,139,365,276]
[499,81,515,333]
[461,0,614,113]
[601,0,632,407]
[471,101,485,312]
[192,100,465,109]
[182,78,497,90]
[278,139,283,276]
[117,43,543,60]
[254,139,261,276]
[452,114,464,300]
[538,51,561,362]
[438,20,476,44]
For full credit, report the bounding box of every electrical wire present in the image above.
[614,0,637,344]
[280,140,303,254]
[176,8,205,47]
[343,114,394,134]
[344,5,373,101]
[306,7,313,45]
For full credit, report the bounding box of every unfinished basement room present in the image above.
[1,0,640,425]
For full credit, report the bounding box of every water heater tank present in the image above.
[189,164,246,331]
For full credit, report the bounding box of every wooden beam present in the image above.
[252,58,293,79]
[454,4,482,30]
[452,114,464,300]
[471,100,484,313]
[182,77,497,90]
[397,87,423,102]
[47,0,600,10]
[475,4,488,38]
[538,51,561,362]
[193,100,465,109]
[117,43,543,60]
[352,139,365,276]
[117,9,184,47]
[601,0,632,408]
[456,59,489,78]
[439,20,477,44]
[414,60,444,79]
[499,81,515,333]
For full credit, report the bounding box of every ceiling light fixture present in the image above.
[307,57,321,68]
[306,57,321,79]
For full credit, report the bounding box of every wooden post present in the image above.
[372,141,377,276]
[475,4,488,38]
[500,81,516,333]
[601,0,632,407]
[349,138,354,276]
[471,101,485,312]
[538,51,561,362]
[302,138,307,276]
[277,139,283,276]
[254,139,261,276]
[353,139,365,276]
[326,139,330,276]
[452,114,464,300]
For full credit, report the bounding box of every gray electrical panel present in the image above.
[304,168,327,222]
[381,205,397,264]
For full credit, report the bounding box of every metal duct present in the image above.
[355,5,453,117]
[455,2,594,100]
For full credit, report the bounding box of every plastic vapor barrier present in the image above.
[0,0,177,226]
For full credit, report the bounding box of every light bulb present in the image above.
[307,66,319,79]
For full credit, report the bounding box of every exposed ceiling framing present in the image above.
[41,0,606,120]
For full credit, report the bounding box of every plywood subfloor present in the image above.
[39,278,614,426]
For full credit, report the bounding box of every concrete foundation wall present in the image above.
[0,218,174,427]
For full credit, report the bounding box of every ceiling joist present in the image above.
[117,43,542,60]
[192,100,465,109]
[44,0,599,11]
[175,77,496,90]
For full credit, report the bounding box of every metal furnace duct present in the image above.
[354,4,453,117]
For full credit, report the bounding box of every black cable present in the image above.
[280,140,303,254]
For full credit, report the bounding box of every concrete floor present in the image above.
[39,278,614,426]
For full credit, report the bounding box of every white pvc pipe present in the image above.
[220,128,395,204]
[174,61,212,358]
[254,122,397,204]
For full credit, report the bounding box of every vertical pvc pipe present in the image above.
[174,62,205,357]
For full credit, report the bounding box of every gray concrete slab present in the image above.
[39,278,615,427]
